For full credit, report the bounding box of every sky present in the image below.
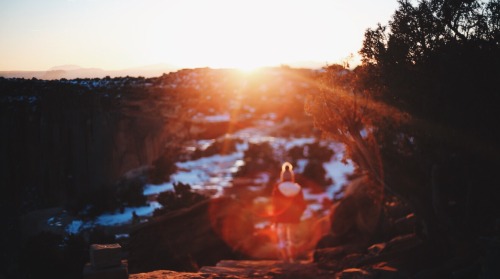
[0,0,399,71]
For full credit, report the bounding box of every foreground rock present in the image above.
[127,197,258,273]
[130,260,335,279]
[314,233,420,278]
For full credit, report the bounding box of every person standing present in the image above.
[272,162,307,262]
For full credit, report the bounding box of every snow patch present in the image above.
[94,201,161,226]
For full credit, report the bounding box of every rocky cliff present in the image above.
[0,77,179,212]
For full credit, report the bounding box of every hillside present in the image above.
[3,64,499,279]
[2,67,352,278]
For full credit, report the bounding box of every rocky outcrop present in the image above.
[0,78,179,211]
[130,260,335,279]
[127,197,256,274]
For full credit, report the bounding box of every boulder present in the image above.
[90,243,123,268]
[83,260,128,279]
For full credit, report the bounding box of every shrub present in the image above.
[153,182,208,217]
[234,142,278,177]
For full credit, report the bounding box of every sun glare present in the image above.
[236,65,262,73]
[217,59,267,72]
[152,0,329,71]
[0,0,400,71]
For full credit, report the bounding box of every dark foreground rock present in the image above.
[200,260,334,278]
[127,197,256,274]
[314,233,421,278]
[130,260,335,279]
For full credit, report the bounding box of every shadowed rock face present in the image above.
[127,197,255,274]
[0,78,178,211]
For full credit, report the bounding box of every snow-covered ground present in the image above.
[60,122,354,234]
[65,201,162,234]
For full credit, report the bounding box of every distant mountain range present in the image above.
[0,64,179,80]
[0,61,331,80]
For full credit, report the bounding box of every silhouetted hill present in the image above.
[0,63,179,79]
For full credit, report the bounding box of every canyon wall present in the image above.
[0,78,177,211]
